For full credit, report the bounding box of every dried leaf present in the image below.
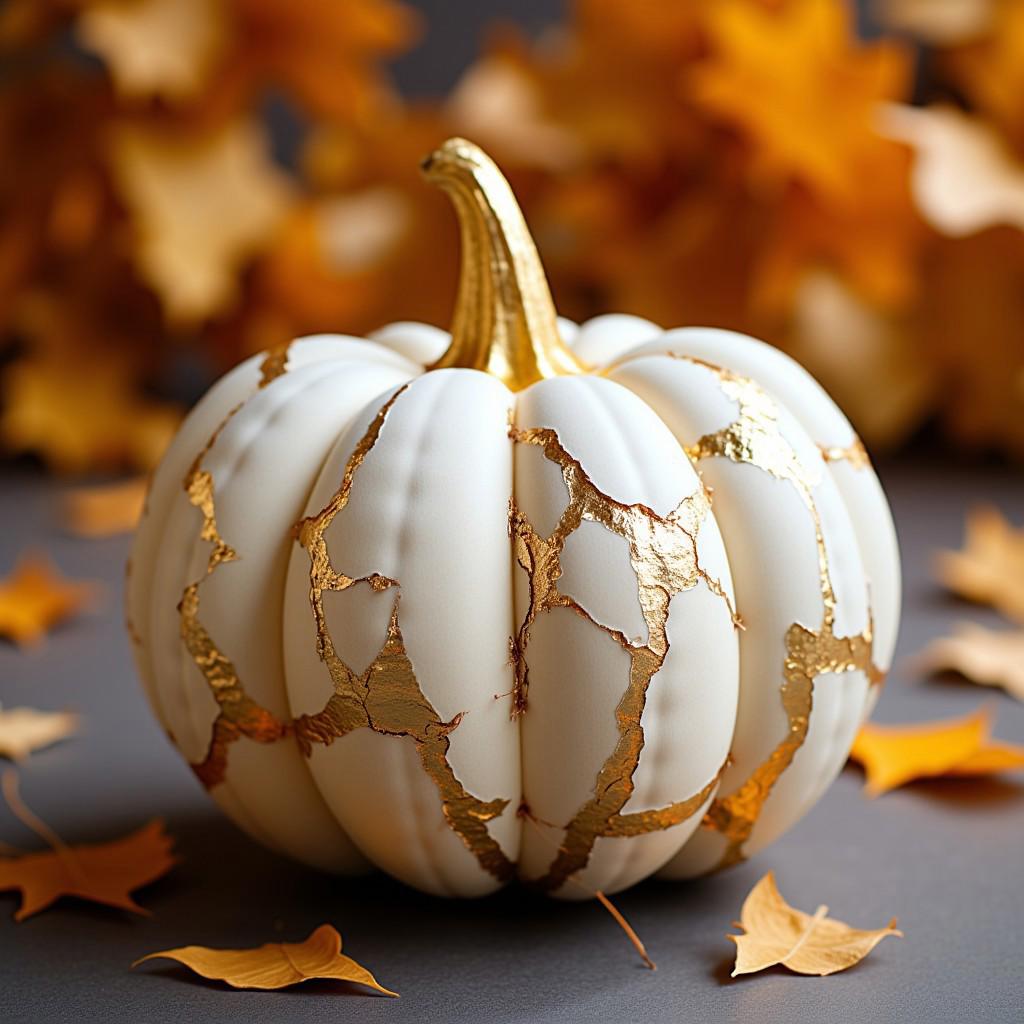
[76,0,227,101]
[849,706,1024,795]
[63,478,148,538]
[921,622,1024,701]
[1,355,180,475]
[873,0,993,45]
[0,552,97,647]
[110,117,290,322]
[0,771,175,920]
[691,0,910,203]
[729,871,901,977]
[0,707,78,761]
[879,104,1024,236]
[935,506,1024,623]
[134,924,398,995]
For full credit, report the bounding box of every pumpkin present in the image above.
[127,138,900,899]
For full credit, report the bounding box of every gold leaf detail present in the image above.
[293,386,515,884]
[178,344,295,788]
[818,437,871,470]
[508,421,735,891]
[679,358,880,869]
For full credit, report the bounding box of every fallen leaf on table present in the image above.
[134,924,397,996]
[63,478,148,538]
[849,706,1024,795]
[0,771,175,920]
[0,707,78,761]
[729,871,901,978]
[110,117,290,322]
[0,552,98,647]
[934,506,1024,622]
[920,622,1024,702]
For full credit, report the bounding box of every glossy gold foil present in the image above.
[679,358,882,869]
[509,420,736,892]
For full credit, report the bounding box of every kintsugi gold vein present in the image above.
[509,419,736,892]
[677,356,881,870]
[292,385,516,884]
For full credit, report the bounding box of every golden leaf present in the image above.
[935,506,1024,623]
[0,707,78,761]
[134,924,398,995]
[63,478,148,538]
[0,771,175,920]
[921,623,1024,702]
[880,104,1024,236]
[849,707,1024,795]
[691,0,911,204]
[76,0,228,101]
[729,871,901,977]
[0,355,181,475]
[110,117,290,322]
[0,552,98,647]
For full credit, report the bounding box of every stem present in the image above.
[422,137,585,391]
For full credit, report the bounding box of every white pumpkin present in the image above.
[127,138,900,899]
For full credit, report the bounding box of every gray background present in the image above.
[1,458,1022,1024]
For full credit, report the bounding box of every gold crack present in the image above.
[292,386,516,884]
[818,438,871,471]
[675,356,882,870]
[178,344,295,789]
[508,420,737,892]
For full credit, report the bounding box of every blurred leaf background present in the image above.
[0,0,1022,476]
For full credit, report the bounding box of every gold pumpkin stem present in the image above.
[422,137,585,392]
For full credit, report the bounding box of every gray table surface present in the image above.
[1,458,1022,1024]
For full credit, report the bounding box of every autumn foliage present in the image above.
[1,0,1023,474]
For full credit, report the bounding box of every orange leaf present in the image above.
[0,771,175,920]
[729,871,901,977]
[0,552,98,647]
[63,478,148,538]
[935,506,1024,623]
[849,706,1024,795]
[134,924,398,996]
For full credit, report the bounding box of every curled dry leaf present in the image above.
[935,506,1024,623]
[134,924,397,996]
[0,552,98,647]
[729,871,901,977]
[879,104,1024,236]
[849,706,1024,796]
[0,771,175,920]
[63,478,148,538]
[921,622,1024,702]
[110,117,290,323]
[0,707,78,761]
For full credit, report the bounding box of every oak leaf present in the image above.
[0,707,78,761]
[920,623,1024,702]
[110,117,290,322]
[729,871,901,977]
[0,772,175,920]
[849,707,1024,795]
[76,0,227,101]
[0,552,98,647]
[134,924,398,995]
[63,478,148,538]
[935,506,1024,623]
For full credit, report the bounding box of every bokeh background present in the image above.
[1,0,1023,478]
